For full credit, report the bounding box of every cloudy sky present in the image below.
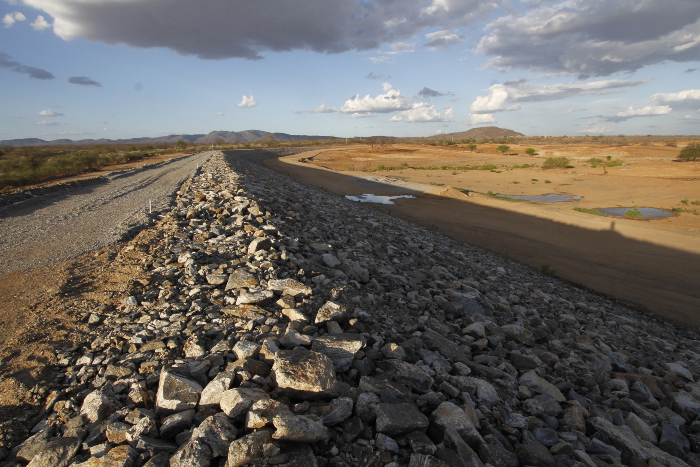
[2,0,700,140]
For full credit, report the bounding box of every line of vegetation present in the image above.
[485,191,527,202]
[681,199,700,205]
[373,163,501,172]
[673,207,700,215]
[542,157,571,170]
[574,207,607,216]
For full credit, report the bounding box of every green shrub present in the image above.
[544,180,551,183]
[574,207,606,216]
[678,142,700,161]
[497,145,510,154]
[624,206,643,218]
[542,157,570,169]
[525,148,536,155]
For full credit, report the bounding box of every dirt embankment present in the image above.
[265,143,700,328]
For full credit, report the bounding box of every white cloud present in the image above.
[35,120,60,126]
[577,126,615,134]
[30,15,50,30]
[468,78,645,122]
[651,89,700,108]
[605,105,672,122]
[424,29,464,50]
[21,0,497,60]
[351,112,374,118]
[390,104,454,122]
[469,113,496,125]
[295,103,338,114]
[217,112,225,116]
[341,83,412,114]
[3,11,26,28]
[238,95,257,108]
[478,0,700,77]
[36,109,64,117]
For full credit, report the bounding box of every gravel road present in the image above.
[0,151,212,274]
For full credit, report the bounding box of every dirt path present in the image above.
[265,154,700,328]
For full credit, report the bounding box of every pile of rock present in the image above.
[4,150,699,467]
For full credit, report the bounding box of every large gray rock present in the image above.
[314,301,347,324]
[272,348,338,398]
[429,401,484,447]
[198,371,234,409]
[519,371,565,402]
[227,430,274,467]
[248,237,272,254]
[220,387,270,419]
[191,414,238,457]
[169,438,212,467]
[311,333,365,372]
[375,403,429,435]
[390,359,434,393]
[267,278,312,296]
[321,397,354,426]
[272,413,329,442]
[154,370,203,415]
[27,437,81,467]
[226,269,259,290]
[16,427,55,462]
[80,390,114,423]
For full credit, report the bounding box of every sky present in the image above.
[1,0,700,141]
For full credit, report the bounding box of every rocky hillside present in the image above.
[2,150,699,467]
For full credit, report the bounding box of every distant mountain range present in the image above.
[0,130,333,147]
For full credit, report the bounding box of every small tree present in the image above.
[542,157,570,169]
[497,145,510,154]
[679,142,699,161]
[176,140,187,151]
[525,148,536,155]
[467,144,477,152]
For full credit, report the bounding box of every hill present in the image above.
[424,127,524,140]
[0,130,331,147]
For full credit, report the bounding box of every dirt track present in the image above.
[265,146,700,328]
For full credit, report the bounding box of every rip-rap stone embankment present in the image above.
[4,150,700,467]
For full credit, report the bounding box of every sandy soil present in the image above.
[265,143,700,328]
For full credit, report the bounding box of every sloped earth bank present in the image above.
[1,150,699,466]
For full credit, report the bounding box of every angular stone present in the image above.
[248,237,272,254]
[430,401,484,447]
[27,437,81,467]
[233,340,261,359]
[563,406,586,432]
[272,413,329,442]
[272,348,338,398]
[390,359,434,394]
[442,428,485,467]
[516,440,554,467]
[199,371,234,409]
[666,362,694,382]
[519,371,565,402]
[170,438,212,467]
[321,397,354,426]
[280,327,313,347]
[227,430,274,467]
[206,273,228,286]
[479,443,519,467]
[312,333,365,372]
[191,414,238,457]
[626,412,658,445]
[159,409,195,439]
[246,398,292,429]
[220,387,270,419]
[267,278,312,296]
[225,269,259,290]
[659,421,689,458]
[72,445,138,467]
[355,391,381,422]
[80,390,114,423]
[314,301,347,324]
[16,426,55,462]
[375,403,429,435]
[236,289,275,305]
[154,370,202,415]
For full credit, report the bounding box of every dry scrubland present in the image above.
[266,139,700,327]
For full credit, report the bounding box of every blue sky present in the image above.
[2,0,700,141]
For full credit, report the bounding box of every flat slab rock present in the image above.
[272,348,339,398]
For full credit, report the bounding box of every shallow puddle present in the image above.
[345,194,415,204]
[596,207,674,219]
[494,193,582,202]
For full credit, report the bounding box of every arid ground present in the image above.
[265,141,700,327]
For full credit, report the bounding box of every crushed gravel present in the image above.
[0,151,213,274]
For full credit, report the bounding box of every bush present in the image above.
[678,142,700,161]
[624,206,643,218]
[542,157,570,169]
[525,148,536,155]
[574,207,606,216]
[496,145,510,154]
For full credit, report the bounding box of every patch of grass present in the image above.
[531,179,538,182]
[512,181,519,184]
[542,157,570,169]
[480,164,498,171]
[574,207,606,216]
[673,207,700,215]
[624,206,643,218]
[513,164,536,169]
[544,180,551,183]
[692,200,700,205]
[682,199,689,205]
[485,191,522,202]
[540,264,557,277]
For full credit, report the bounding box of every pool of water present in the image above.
[596,207,675,219]
[494,193,582,202]
[345,194,416,204]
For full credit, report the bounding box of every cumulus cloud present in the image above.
[2,11,25,28]
[238,95,257,108]
[424,29,464,50]
[294,103,338,114]
[36,109,64,117]
[478,0,700,77]
[468,78,645,122]
[469,113,496,125]
[0,52,54,80]
[341,83,412,113]
[369,41,416,63]
[69,76,101,87]
[390,104,454,122]
[651,89,700,108]
[30,15,50,30]
[351,112,374,118]
[605,105,672,122]
[21,0,497,60]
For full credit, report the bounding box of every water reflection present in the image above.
[596,207,674,219]
[494,194,582,202]
[345,194,416,205]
